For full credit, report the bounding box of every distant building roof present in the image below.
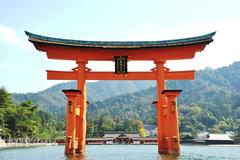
[196,133,234,141]
[103,133,140,138]
[25,31,216,49]
[206,134,233,141]
[86,138,104,141]
[142,137,157,140]
[181,134,194,140]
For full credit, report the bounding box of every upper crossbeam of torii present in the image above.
[25,31,215,81]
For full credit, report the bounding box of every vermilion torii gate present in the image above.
[25,31,215,156]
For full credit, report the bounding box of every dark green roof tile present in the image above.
[25,31,216,48]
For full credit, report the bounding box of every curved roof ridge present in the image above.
[25,31,216,48]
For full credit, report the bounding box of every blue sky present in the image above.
[0,0,240,93]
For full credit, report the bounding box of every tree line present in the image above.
[0,87,147,141]
[0,87,64,141]
[87,115,147,137]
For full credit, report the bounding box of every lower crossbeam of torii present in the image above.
[25,31,215,156]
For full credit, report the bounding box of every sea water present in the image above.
[0,145,240,160]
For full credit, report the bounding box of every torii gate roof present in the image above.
[25,31,215,61]
[25,31,215,49]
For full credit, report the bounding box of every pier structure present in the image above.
[25,31,215,156]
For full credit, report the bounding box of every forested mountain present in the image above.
[12,80,155,115]
[11,61,240,136]
[0,87,64,140]
[88,62,240,135]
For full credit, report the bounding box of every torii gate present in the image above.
[25,31,215,156]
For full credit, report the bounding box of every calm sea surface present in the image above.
[0,145,240,160]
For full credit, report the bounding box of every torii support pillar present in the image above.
[155,61,170,154]
[153,100,170,154]
[162,90,182,156]
[62,89,82,156]
[76,60,87,155]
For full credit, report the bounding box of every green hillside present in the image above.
[87,62,240,135]
[11,61,240,136]
[0,87,64,140]
[12,80,155,115]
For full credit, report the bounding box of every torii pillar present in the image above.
[155,60,169,153]
[62,89,81,156]
[162,90,182,155]
[75,60,87,155]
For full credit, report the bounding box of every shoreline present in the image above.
[1,143,240,149]
[0,142,58,149]
[206,144,240,147]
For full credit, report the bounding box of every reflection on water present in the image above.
[66,154,180,160]
[160,155,180,160]
[66,155,86,160]
[1,145,240,160]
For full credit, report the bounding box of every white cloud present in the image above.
[124,19,240,71]
[0,24,32,50]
